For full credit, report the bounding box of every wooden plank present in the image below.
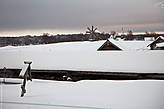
[19,64,29,77]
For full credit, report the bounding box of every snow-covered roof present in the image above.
[108,39,152,51]
[147,36,164,46]
[158,36,164,40]
[95,30,101,33]
[0,40,105,52]
[156,42,164,47]
[0,40,164,73]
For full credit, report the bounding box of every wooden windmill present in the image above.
[86,26,98,40]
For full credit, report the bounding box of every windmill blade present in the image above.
[87,27,91,32]
[92,26,94,31]
[93,28,97,32]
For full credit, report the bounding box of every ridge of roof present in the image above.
[108,39,152,51]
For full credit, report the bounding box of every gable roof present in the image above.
[98,39,152,51]
[97,39,122,50]
[147,36,164,47]
[0,40,164,73]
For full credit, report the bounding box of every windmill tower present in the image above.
[86,26,98,41]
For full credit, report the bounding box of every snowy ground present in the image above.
[1,78,164,109]
[0,40,164,73]
[1,40,164,109]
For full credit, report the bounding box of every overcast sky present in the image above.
[0,0,164,36]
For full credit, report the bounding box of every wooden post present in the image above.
[20,61,32,97]
[3,67,6,83]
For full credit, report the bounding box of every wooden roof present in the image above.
[97,39,122,51]
[147,36,164,47]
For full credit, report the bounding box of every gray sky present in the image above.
[0,0,164,36]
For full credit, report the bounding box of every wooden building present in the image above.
[147,36,164,50]
[98,39,152,51]
[97,39,122,51]
[156,43,164,50]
